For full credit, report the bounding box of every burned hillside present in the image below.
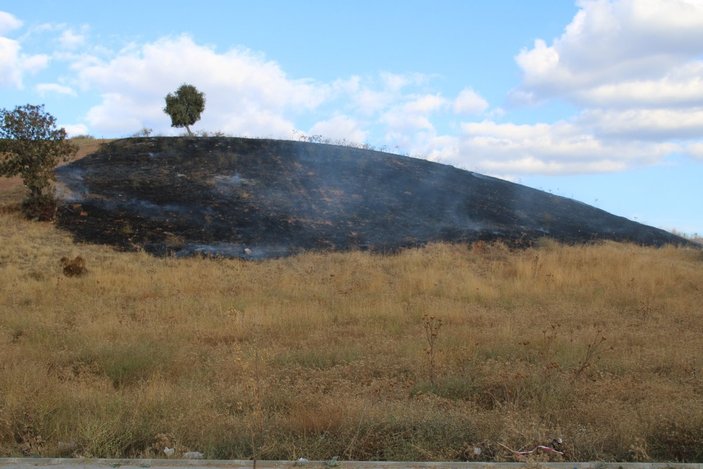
[55,137,687,259]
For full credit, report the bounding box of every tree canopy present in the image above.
[163,84,205,136]
[0,104,77,219]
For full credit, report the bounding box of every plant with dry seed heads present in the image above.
[422,314,443,387]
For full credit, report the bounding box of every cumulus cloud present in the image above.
[333,72,433,116]
[453,88,489,114]
[381,110,434,135]
[378,94,450,148]
[298,0,703,176]
[0,37,24,86]
[59,28,86,49]
[404,94,446,114]
[36,82,76,96]
[74,35,327,136]
[0,11,49,88]
[380,71,429,92]
[685,142,703,160]
[0,11,22,34]
[85,92,152,134]
[471,0,703,176]
[577,107,703,140]
[378,93,447,142]
[61,123,89,137]
[514,0,703,106]
[0,39,49,88]
[576,75,703,109]
[69,36,456,145]
[308,115,367,144]
[452,119,678,176]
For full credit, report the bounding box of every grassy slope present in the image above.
[1,140,702,462]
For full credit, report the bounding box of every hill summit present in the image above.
[55,137,686,258]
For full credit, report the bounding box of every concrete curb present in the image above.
[0,460,702,469]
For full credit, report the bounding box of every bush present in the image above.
[21,193,58,221]
[130,128,153,138]
[0,104,77,220]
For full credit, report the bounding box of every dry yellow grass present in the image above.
[1,173,702,462]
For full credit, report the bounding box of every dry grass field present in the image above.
[1,149,702,462]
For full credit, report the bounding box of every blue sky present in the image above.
[1,0,702,235]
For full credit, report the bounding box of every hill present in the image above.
[54,137,686,258]
[1,137,702,461]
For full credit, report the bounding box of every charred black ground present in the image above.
[55,137,687,259]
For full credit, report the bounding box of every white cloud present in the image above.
[0,38,49,88]
[683,142,703,161]
[400,133,460,163]
[440,118,678,176]
[516,38,562,91]
[578,107,703,139]
[0,36,23,86]
[59,29,85,49]
[376,93,449,148]
[61,123,89,137]
[453,88,489,114]
[514,0,703,105]
[404,94,446,114]
[36,82,76,96]
[71,37,454,144]
[0,11,22,34]
[576,71,703,108]
[481,0,703,176]
[381,106,435,136]
[352,87,392,115]
[21,53,49,72]
[302,0,703,176]
[380,71,428,92]
[85,92,151,134]
[0,12,49,88]
[74,35,326,136]
[335,73,434,116]
[308,115,367,143]
[382,110,434,134]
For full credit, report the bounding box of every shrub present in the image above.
[0,104,77,220]
[130,128,153,138]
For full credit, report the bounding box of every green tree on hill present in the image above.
[163,84,205,136]
[0,104,77,220]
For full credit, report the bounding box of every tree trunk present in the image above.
[185,125,193,136]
